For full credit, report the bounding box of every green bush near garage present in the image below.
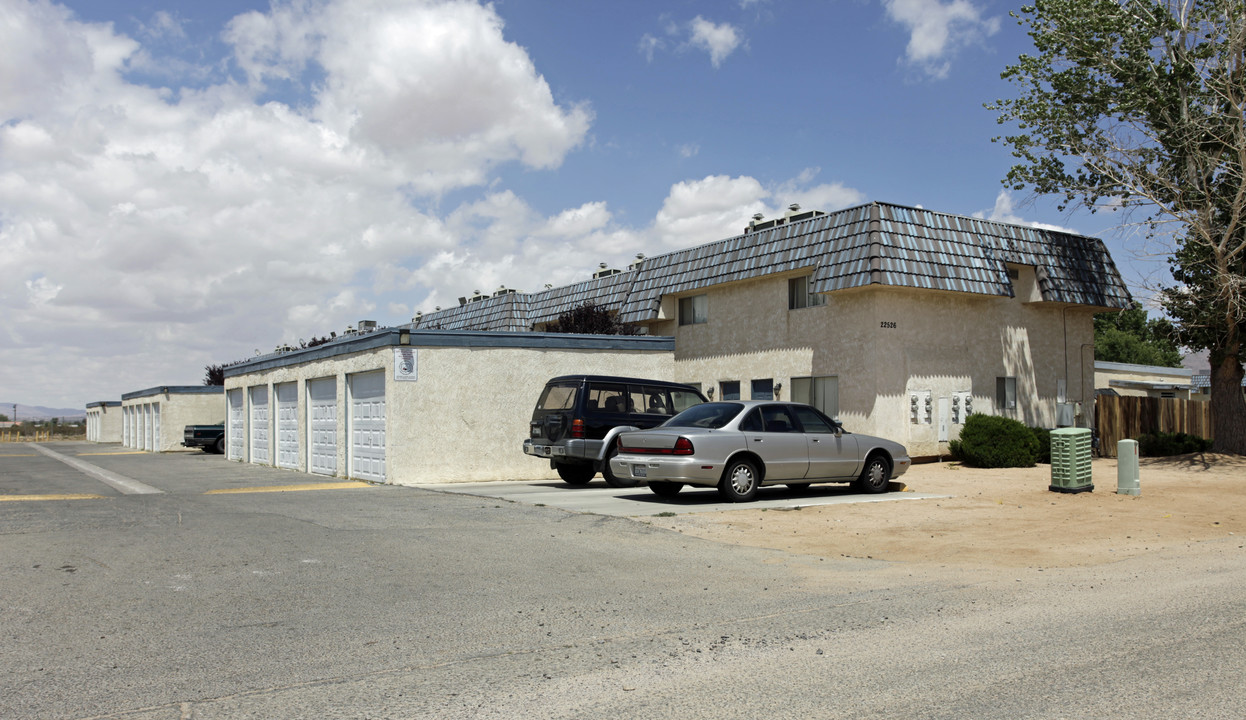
[1029,426,1052,464]
[1136,432,1212,457]
[949,414,1040,468]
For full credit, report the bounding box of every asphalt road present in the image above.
[2,443,1244,719]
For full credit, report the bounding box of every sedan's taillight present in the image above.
[673,437,694,455]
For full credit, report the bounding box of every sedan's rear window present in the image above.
[663,402,744,429]
[536,384,577,411]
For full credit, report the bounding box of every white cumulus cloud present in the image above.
[883,0,999,79]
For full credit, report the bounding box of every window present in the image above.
[791,376,839,418]
[587,383,628,413]
[751,379,774,400]
[739,409,764,432]
[631,386,674,416]
[760,405,800,433]
[788,275,826,310]
[678,294,708,325]
[670,389,703,413]
[792,405,834,433]
[536,383,577,411]
[996,377,1017,411]
[719,380,740,400]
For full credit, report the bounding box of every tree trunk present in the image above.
[1209,353,1246,455]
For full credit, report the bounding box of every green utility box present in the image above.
[1049,427,1094,493]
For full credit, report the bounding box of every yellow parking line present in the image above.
[0,494,106,502]
[204,481,371,495]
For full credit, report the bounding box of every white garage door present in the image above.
[307,378,337,476]
[276,382,299,470]
[349,371,386,482]
[250,385,270,465]
[227,388,245,460]
[152,403,161,452]
[144,404,153,451]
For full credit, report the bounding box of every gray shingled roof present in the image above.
[412,201,1132,330]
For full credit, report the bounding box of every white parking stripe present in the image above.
[31,444,164,495]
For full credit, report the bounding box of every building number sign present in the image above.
[880,321,897,329]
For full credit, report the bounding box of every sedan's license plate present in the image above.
[632,464,648,478]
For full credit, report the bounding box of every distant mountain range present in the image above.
[0,402,86,422]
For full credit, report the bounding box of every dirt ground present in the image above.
[651,454,1246,569]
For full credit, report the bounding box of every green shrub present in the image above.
[949,414,1040,468]
[1135,432,1212,457]
[1029,427,1052,464]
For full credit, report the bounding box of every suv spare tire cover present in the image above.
[544,414,566,442]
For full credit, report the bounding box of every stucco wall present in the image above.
[668,273,1097,456]
[1095,362,1193,399]
[85,404,123,443]
[121,391,225,452]
[225,341,676,484]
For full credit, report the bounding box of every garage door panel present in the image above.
[276,382,298,470]
[250,386,270,465]
[227,389,245,461]
[349,372,386,482]
[308,378,337,476]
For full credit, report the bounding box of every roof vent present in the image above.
[358,320,378,333]
[493,285,517,298]
[593,262,622,279]
[785,203,802,219]
[746,212,767,234]
[629,253,646,271]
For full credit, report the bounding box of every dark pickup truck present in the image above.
[183,424,225,454]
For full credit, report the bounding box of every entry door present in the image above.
[349,371,386,482]
[249,385,270,465]
[275,382,299,470]
[307,378,337,476]
[227,388,246,460]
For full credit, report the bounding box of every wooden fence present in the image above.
[1094,396,1213,457]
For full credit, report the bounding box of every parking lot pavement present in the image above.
[415,479,949,516]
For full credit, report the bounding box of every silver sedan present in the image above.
[608,401,911,502]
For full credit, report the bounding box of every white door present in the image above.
[349,371,386,482]
[307,378,337,476]
[152,403,161,452]
[227,388,245,460]
[249,385,270,465]
[276,382,299,470]
[144,404,153,451]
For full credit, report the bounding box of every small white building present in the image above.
[223,329,676,484]
[85,401,123,443]
[120,386,225,452]
[1095,361,1194,399]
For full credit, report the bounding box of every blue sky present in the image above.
[1,0,1167,408]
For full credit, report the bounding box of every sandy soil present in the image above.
[651,454,1246,569]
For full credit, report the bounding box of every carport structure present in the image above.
[223,328,677,484]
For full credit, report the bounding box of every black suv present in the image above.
[523,375,707,487]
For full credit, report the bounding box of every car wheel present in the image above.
[718,458,760,502]
[601,444,638,488]
[555,462,595,485]
[786,483,810,492]
[213,437,225,454]
[855,455,891,494]
[649,482,683,498]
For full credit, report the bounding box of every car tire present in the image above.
[854,455,891,494]
[718,458,760,502]
[213,437,225,454]
[648,482,683,498]
[555,462,595,485]
[601,445,639,488]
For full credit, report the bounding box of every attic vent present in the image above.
[1007,268,1020,280]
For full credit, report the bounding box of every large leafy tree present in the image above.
[991,0,1246,453]
[543,302,637,335]
[1095,303,1183,366]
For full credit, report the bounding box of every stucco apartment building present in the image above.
[224,201,1130,485]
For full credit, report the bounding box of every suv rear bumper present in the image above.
[523,438,603,462]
